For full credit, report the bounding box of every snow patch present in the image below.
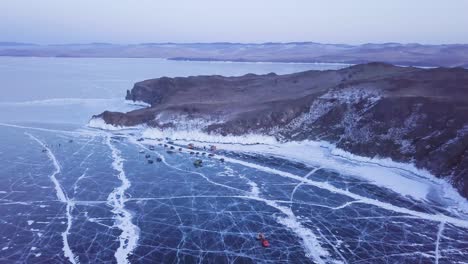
[320,87,381,103]
[154,113,222,131]
[142,127,277,145]
[124,100,151,108]
[87,117,140,131]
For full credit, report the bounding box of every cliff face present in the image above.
[94,63,468,198]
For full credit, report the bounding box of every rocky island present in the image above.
[93,63,468,198]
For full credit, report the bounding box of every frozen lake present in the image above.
[0,57,467,263]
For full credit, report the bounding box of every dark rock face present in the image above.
[93,110,155,127]
[94,63,468,198]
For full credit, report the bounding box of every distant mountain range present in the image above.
[1,42,468,67]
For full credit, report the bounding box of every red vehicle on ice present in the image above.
[257,233,270,248]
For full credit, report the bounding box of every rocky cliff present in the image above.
[93,63,468,198]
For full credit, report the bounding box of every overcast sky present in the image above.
[1,0,467,45]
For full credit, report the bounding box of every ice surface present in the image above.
[1,58,467,263]
[145,129,466,206]
[26,133,79,264]
[0,126,467,263]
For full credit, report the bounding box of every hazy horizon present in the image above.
[2,41,468,46]
[1,0,468,45]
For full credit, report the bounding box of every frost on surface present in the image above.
[278,86,383,142]
[153,112,223,131]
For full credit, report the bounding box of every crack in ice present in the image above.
[3,123,82,135]
[290,167,321,203]
[243,195,330,263]
[106,134,468,262]
[105,136,140,264]
[132,139,333,263]
[435,221,445,264]
[26,133,79,264]
[216,153,468,229]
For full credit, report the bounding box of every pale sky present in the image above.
[1,0,467,45]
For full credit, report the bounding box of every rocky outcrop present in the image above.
[94,63,468,198]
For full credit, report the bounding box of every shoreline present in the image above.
[0,55,353,65]
[86,121,468,214]
[0,55,453,68]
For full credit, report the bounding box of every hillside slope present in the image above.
[93,63,468,198]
